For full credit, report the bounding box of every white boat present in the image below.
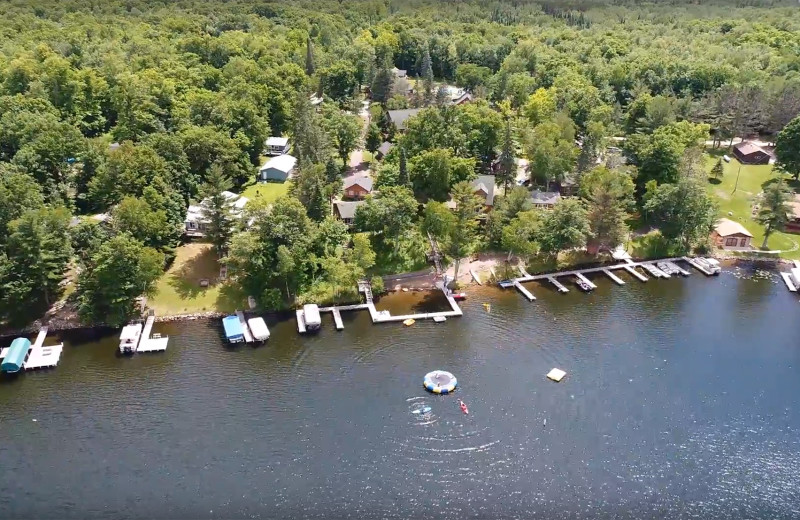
[119,323,143,354]
[302,304,321,331]
[702,258,722,275]
[247,317,270,341]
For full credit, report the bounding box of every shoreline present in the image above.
[0,254,791,339]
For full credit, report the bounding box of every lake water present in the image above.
[2,264,800,519]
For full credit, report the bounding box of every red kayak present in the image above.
[459,400,469,415]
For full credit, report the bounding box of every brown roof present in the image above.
[714,218,753,238]
[733,142,766,157]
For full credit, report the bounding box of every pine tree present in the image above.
[305,37,315,76]
[371,60,394,105]
[756,176,793,249]
[199,164,237,255]
[421,46,434,103]
[398,147,409,186]
[365,122,382,155]
[711,159,724,180]
[497,120,516,193]
[325,157,340,184]
[292,90,329,165]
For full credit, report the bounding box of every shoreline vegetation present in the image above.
[2,0,800,336]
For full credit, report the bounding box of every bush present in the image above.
[370,275,385,295]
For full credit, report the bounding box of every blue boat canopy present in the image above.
[222,316,244,341]
[1,337,32,373]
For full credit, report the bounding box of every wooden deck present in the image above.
[235,310,254,343]
[575,272,597,289]
[514,280,536,301]
[332,308,344,330]
[546,276,569,293]
[603,269,625,285]
[622,265,648,282]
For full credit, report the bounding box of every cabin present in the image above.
[376,141,393,160]
[711,218,753,250]
[184,191,249,237]
[343,176,373,199]
[732,142,770,165]
[1,338,31,373]
[471,175,497,208]
[333,200,365,227]
[387,108,422,132]
[264,137,290,156]
[440,85,472,105]
[258,154,297,182]
[530,191,561,209]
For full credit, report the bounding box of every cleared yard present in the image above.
[149,242,247,315]
[241,181,290,206]
[705,154,799,257]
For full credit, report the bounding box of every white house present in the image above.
[258,154,297,183]
[264,137,290,156]
[184,191,249,237]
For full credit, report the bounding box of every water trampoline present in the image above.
[423,370,458,394]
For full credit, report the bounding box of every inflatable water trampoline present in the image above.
[423,370,458,394]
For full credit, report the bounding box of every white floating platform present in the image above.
[547,368,567,382]
[24,344,64,370]
[780,272,798,292]
[296,310,307,333]
[332,308,344,330]
[247,317,270,340]
[433,316,447,323]
[137,337,169,352]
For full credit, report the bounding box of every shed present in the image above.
[247,317,270,341]
[1,338,32,373]
[258,154,297,182]
[264,137,290,156]
[711,218,753,250]
[732,142,770,165]
[223,315,245,343]
[376,141,393,159]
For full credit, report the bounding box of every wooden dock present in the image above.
[780,272,798,292]
[513,280,536,301]
[24,327,64,370]
[235,310,254,343]
[623,265,648,282]
[332,308,344,330]
[575,272,597,289]
[546,276,569,293]
[666,261,690,276]
[603,269,625,285]
[137,312,169,352]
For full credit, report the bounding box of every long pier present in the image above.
[502,257,714,301]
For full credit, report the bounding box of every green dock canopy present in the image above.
[1,337,32,373]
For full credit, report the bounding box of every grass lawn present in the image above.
[704,150,800,258]
[240,181,290,206]
[149,242,247,315]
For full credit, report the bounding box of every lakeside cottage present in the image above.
[264,137,290,156]
[530,191,561,209]
[732,142,770,165]
[185,191,249,237]
[334,200,365,227]
[387,108,422,132]
[258,154,297,182]
[711,218,753,250]
[445,175,497,211]
[343,176,373,199]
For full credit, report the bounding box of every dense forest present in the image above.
[1,0,800,326]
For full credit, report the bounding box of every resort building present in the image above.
[184,191,249,237]
[258,154,297,182]
[711,218,753,250]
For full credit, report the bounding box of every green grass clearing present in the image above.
[704,152,799,258]
[240,181,290,206]
[149,242,247,315]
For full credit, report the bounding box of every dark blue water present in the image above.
[1,264,799,519]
